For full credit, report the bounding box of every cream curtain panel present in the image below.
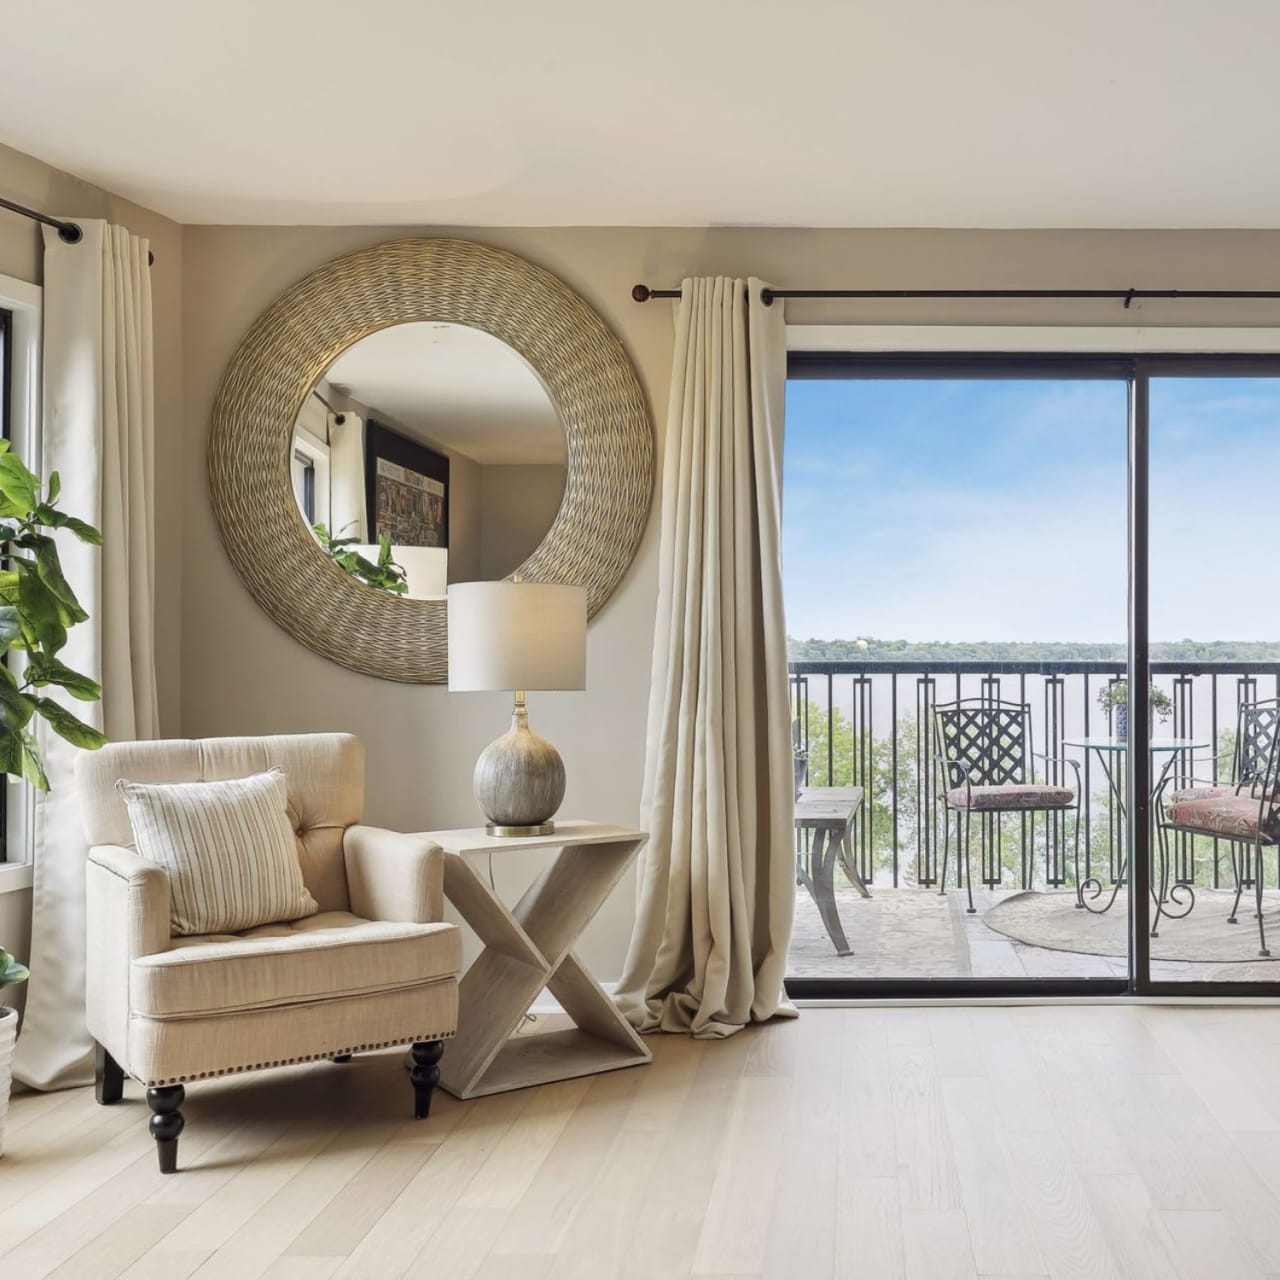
[15,221,160,1090]
[615,277,796,1039]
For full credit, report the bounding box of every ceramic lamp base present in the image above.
[473,694,566,833]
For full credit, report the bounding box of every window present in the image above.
[292,448,317,524]
[0,308,11,863]
[290,430,331,531]
[0,274,43,873]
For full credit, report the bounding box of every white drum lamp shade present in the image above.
[448,582,586,692]
[447,581,587,836]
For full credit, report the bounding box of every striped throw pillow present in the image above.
[117,769,318,936]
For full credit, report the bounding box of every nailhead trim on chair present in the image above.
[138,1028,457,1087]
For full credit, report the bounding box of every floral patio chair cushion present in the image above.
[945,782,1074,811]
[1165,791,1280,840]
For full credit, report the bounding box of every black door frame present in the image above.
[784,350,1280,1000]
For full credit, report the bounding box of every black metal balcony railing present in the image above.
[788,661,1280,892]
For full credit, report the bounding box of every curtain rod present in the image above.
[310,389,346,424]
[0,195,155,266]
[631,284,1280,309]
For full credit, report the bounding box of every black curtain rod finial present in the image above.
[0,196,155,264]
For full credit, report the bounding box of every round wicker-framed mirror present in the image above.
[208,238,653,683]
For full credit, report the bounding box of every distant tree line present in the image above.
[788,637,1280,663]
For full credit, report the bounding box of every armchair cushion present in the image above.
[132,911,461,1019]
[117,769,318,935]
[1165,792,1280,841]
[946,782,1075,811]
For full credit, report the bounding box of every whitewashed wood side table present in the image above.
[419,821,652,1099]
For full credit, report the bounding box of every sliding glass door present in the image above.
[783,351,1280,999]
[1139,362,1280,994]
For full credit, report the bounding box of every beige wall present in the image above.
[479,463,566,580]
[0,141,184,976]
[180,223,1280,981]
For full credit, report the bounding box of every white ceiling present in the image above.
[5,1,1280,228]
[323,323,566,466]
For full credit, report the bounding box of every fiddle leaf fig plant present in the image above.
[312,524,409,595]
[0,441,107,789]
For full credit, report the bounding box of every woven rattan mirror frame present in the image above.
[209,238,653,683]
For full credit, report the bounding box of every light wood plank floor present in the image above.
[6,1005,1280,1279]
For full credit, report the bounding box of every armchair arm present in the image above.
[343,826,445,924]
[935,756,979,790]
[1031,752,1083,790]
[85,844,172,1068]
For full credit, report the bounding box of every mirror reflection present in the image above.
[290,322,567,598]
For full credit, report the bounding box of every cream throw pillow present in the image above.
[117,769,318,936]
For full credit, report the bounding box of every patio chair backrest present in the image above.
[933,698,1032,789]
[1236,698,1280,795]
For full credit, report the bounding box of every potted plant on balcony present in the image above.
[0,947,29,1156]
[1097,681,1175,740]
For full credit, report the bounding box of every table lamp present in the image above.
[447,580,587,836]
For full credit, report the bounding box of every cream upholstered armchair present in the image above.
[77,733,460,1173]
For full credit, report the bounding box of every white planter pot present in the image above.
[0,1006,16,1157]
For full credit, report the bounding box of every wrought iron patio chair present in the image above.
[1156,697,1280,956]
[934,698,1082,914]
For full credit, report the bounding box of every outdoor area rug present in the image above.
[985,889,1280,962]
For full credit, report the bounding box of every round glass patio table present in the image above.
[1063,735,1209,919]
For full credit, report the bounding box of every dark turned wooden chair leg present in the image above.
[330,1054,352,1064]
[146,1085,185,1174]
[409,1041,443,1119]
[94,1042,124,1105]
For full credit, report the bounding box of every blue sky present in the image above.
[782,375,1280,643]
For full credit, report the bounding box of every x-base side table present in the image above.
[420,821,652,1099]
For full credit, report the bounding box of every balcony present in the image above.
[787,658,1280,984]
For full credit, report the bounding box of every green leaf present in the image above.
[35,698,107,750]
[17,560,68,654]
[27,536,87,623]
[0,452,39,512]
[33,537,86,618]
[60,515,102,545]
[25,656,101,701]
[33,506,101,544]
[0,606,21,649]
[0,949,29,990]
[46,471,60,503]
[0,726,23,781]
[0,679,36,733]
[18,729,47,790]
